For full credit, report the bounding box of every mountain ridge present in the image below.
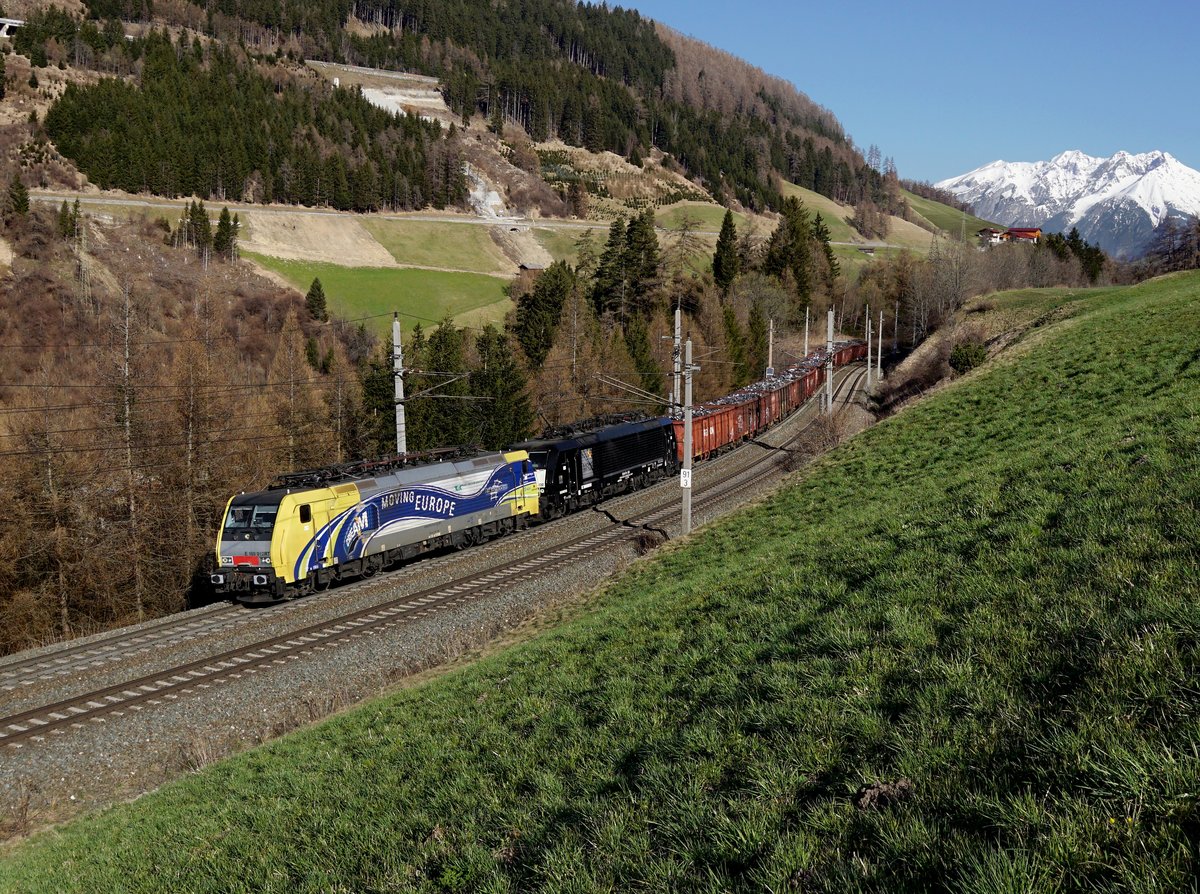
[936,149,1200,258]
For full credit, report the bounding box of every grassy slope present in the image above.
[902,189,1003,238]
[531,226,586,265]
[4,274,1200,891]
[245,252,511,336]
[654,202,751,233]
[779,182,859,243]
[360,219,513,274]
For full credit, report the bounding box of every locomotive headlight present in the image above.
[220,556,233,566]
[261,556,271,565]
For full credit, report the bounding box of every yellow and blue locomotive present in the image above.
[212,450,538,604]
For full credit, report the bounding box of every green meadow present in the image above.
[779,182,860,243]
[654,202,751,233]
[530,225,587,265]
[902,189,1004,239]
[245,252,511,336]
[3,273,1199,891]
[361,219,513,274]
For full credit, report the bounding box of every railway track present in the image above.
[0,365,867,748]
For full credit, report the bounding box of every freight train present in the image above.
[212,341,865,603]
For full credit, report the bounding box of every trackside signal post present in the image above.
[766,318,775,378]
[393,313,407,455]
[681,337,697,535]
[878,309,884,380]
[865,304,872,389]
[672,307,682,414]
[825,309,834,414]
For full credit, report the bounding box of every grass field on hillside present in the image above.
[361,219,513,274]
[779,182,859,243]
[245,252,511,336]
[654,202,750,233]
[4,274,1200,891]
[902,189,1003,238]
[531,226,587,265]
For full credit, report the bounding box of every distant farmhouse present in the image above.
[977,227,1042,245]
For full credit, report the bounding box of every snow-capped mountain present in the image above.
[936,150,1200,259]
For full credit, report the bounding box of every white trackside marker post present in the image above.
[682,337,694,535]
[878,309,884,379]
[865,303,872,389]
[825,308,834,415]
[672,306,681,415]
[767,318,775,378]
[393,312,407,456]
[804,305,809,357]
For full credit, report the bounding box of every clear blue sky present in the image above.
[624,0,1200,182]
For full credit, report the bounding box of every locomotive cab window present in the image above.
[299,504,312,524]
[222,502,281,541]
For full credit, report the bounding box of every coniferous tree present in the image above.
[722,305,749,387]
[623,314,664,401]
[422,319,472,448]
[188,201,212,251]
[812,212,839,287]
[305,278,328,322]
[470,326,534,449]
[747,300,768,379]
[514,260,575,369]
[360,333,401,457]
[213,206,235,260]
[57,200,72,238]
[7,174,28,217]
[592,217,628,320]
[713,208,740,292]
[763,196,813,316]
[623,207,660,317]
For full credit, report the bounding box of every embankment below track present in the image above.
[3,272,1199,891]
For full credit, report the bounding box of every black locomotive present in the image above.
[512,415,677,518]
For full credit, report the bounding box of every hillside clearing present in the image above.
[780,181,861,243]
[239,211,398,268]
[900,189,1003,240]
[243,253,511,336]
[360,218,515,274]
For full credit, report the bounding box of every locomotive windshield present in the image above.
[222,502,280,541]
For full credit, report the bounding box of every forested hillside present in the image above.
[14,0,903,215]
[43,31,465,211]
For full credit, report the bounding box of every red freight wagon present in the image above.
[672,342,863,463]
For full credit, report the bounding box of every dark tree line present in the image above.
[358,321,534,456]
[1137,215,1200,276]
[1043,228,1106,284]
[40,0,895,213]
[45,32,466,212]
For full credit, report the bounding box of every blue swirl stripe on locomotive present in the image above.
[292,462,532,579]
